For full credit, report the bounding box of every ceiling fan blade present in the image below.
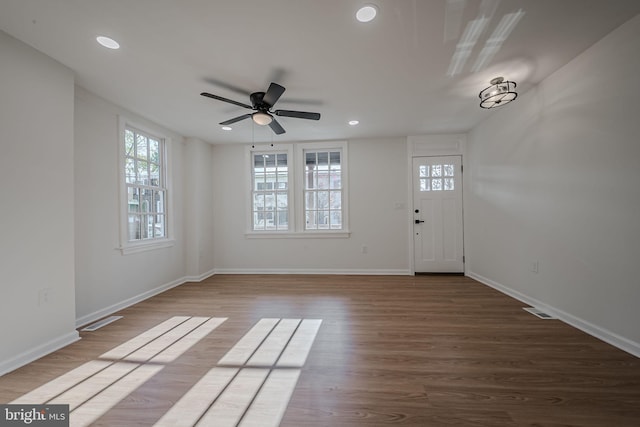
[262,83,286,107]
[203,78,251,96]
[268,68,287,86]
[277,98,324,106]
[274,110,321,120]
[201,92,252,110]
[268,118,286,135]
[220,114,252,125]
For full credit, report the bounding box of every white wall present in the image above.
[184,137,215,279]
[0,31,78,374]
[212,137,410,274]
[465,15,640,355]
[74,87,187,326]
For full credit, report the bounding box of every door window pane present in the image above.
[444,178,455,191]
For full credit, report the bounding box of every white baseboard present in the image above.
[467,271,640,358]
[213,268,412,275]
[75,270,218,329]
[0,331,80,377]
[75,277,186,329]
[183,268,216,283]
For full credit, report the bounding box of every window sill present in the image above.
[119,239,175,255]
[245,231,351,239]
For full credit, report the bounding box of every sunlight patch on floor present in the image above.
[156,318,322,427]
[10,316,321,427]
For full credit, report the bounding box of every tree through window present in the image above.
[252,152,289,231]
[124,126,166,241]
[304,150,342,230]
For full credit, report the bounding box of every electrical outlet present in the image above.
[38,288,51,306]
[531,261,539,273]
[361,245,368,254]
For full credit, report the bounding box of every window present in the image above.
[247,142,348,236]
[419,163,456,192]
[252,152,289,231]
[304,150,342,230]
[119,117,172,253]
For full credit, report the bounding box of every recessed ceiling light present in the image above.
[96,36,120,50]
[221,126,232,131]
[348,120,360,126]
[356,5,378,23]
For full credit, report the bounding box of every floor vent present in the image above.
[81,315,123,331]
[523,307,556,319]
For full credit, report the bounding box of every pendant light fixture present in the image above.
[479,77,517,109]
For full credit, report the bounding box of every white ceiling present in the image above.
[1,0,639,144]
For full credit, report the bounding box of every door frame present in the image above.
[406,135,467,275]
[411,155,464,273]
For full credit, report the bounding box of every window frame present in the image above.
[118,116,174,254]
[297,141,349,234]
[245,141,349,238]
[248,144,294,232]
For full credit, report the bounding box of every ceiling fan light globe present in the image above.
[252,111,273,125]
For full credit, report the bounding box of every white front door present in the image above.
[412,156,464,273]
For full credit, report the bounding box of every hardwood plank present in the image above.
[48,361,139,410]
[10,360,112,405]
[247,319,300,367]
[239,369,301,427]
[149,317,227,364]
[70,364,163,427]
[100,316,189,360]
[196,368,269,427]
[277,319,322,368]
[124,317,209,363]
[153,367,238,427]
[218,318,279,366]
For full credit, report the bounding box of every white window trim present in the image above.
[245,143,295,233]
[245,141,350,238]
[118,116,175,255]
[297,141,349,234]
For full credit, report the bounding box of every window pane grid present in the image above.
[305,150,342,230]
[419,163,456,192]
[252,153,289,231]
[125,126,166,242]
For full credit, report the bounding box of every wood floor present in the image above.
[1,274,639,426]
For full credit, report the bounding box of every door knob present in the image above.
[415,219,424,224]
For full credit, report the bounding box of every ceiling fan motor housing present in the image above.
[250,92,268,109]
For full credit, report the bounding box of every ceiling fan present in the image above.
[200,82,321,135]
